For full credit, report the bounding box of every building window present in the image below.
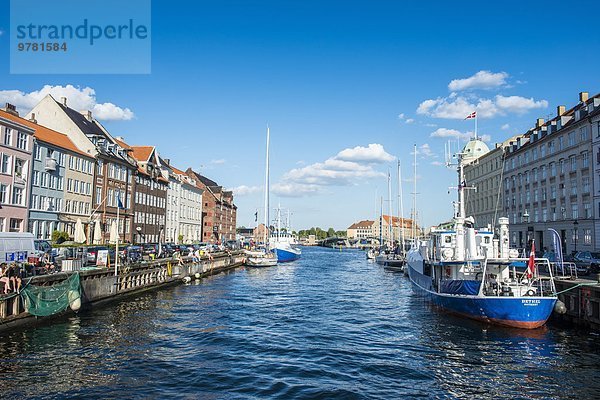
[582,152,589,168]
[1,154,10,174]
[583,177,590,193]
[3,128,12,146]
[584,229,592,245]
[9,218,22,232]
[32,170,39,186]
[0,184,6,203]
[572,204,579,219]
[34,145,42,160]
[571,179,577,196]
[97,160,103,176]
[568,131,576,146]
[12,187,23,205]
[580,126,589,141]
[570,156,577,171]
[17,132,27,150]
[584,202,592,218]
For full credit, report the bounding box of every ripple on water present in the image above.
[0,247,600,399]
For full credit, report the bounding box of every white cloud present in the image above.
[501,123,510,130]
[334,143,394,163]
[397,113,405,119]
[405,118,415,124]
[92,102,134,120]
[480,134,492,142]
[273,143,392,197]
[431,161,444,166]
[417,94,547,119]
[430,128,472,141]
[494,95,548,114]
[417,143,437,158]
[0,30,4,36]
[0,84,134,121]
[271,182,320,197]
[448,70,509,91]
[228,185,262,196]
[210,159,226,165]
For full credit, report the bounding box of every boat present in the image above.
[405,141,558,329]
[245,249,278,267]
[245,126,278,267]
[366,248,377,260]
[270,206,301,262]
[375,161,406,271]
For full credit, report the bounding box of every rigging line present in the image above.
[492,148,507,234]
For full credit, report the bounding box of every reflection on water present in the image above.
[0,246,599,398]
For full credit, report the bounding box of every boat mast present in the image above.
[388,170,392,248]
[398,159,405,254]
[379,196,383,248]
[412,144,417,244]
[264,126,270,247]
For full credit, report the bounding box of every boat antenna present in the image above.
[398,159,405,254]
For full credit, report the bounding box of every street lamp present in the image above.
[573,220,579,252]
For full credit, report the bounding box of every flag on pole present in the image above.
[117,194,125,210]
[526,239,536,279]
[254,211,258,222]
[464,111,477,120]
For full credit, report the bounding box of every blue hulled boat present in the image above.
[406,139,558,329]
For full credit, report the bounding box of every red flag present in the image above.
[464,111,477,120]
[526,240,536,278]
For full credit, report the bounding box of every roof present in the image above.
[114,137,133,150]
[348,220,374,229]
[382,215,414,227]
[130,146,154,162]
[186,168,219,188]
[56,100,106,137]
[0,109,90,158]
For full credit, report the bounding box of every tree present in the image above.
[327,228,336,237]
[51,230,69,244]
[178,234,184,244]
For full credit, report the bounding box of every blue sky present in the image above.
[1,0,599,230]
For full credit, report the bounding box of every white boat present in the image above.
[405,141,558,329]
[270,206,301,262]
[246,126,278,267]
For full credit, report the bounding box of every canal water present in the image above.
[1,246,599,399]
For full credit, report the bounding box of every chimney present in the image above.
[84,110,93,121]
[60,97,67,106]
[2,103,19,116]
[164,158,170,165]
[579,92,589,103]
[29,112,37,124]
[536,118,544,128]
[557,105,566,116]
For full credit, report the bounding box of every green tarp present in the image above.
[21,273,81,317]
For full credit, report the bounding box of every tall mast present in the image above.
[398,159,405,253]
[264,126,270,245]
[379,196,383,247]
[387,170,392,247]
[413,144,417,243]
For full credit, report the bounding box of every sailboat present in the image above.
[405,140,558,329]
[375,170,405,269]
[270,206,301,262]
[245,126,278,267]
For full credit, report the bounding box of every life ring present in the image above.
[526,289,535,296]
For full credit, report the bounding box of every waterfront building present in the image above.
[28,95,137,243]
[0,105,34,232]
[162,161,203,244]
[29,116,94,239]
[186,168,237,243]
[504,92,599,253]
[346,220,374,239]
[463,137,520,230]
[370,215,415,243]
[130,145,169,244]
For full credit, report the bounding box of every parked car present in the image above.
[120,245,142,263]
[174,244,191,256]
[564,253,591,276]
[161,243,175,257]
[573,251,600,273]
[142,243,160,258]
[34,239,52,256]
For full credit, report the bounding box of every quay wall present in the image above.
[552,278,600,330]
[0,251,245,333]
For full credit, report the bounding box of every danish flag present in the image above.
[464,111,477,120]
[526,240,536,279]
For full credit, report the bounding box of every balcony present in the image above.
[45,158,57,171]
